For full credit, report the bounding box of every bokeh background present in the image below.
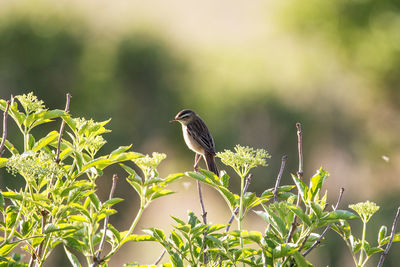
[0,0,399,266]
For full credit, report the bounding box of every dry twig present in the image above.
[273,155,288,202]
[0,99,11,156]
[377,206,400,267]
[287,123,303,243]
[55,93,71,163]
[92,174,119,266]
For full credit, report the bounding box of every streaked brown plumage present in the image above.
[170,109,218,175]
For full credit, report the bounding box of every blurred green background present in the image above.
[0,0,399,266]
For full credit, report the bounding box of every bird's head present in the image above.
[170,109,196,125]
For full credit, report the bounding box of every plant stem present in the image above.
[92,174,118,267]
[287,123,304,244]
[24,131,29,151]
[226,174,252,232]
[273,155,288,202]
[103,200,145,262]
[377,207,400,267]
[238,174,245,266]
[358,219,367,266]
[0,100,10,156]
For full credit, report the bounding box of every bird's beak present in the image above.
[169,118,177,123]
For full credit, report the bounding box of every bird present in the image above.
[170,109,218,175]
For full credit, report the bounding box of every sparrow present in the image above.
[170,109,218,175]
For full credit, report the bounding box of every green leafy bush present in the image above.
[0,93,398,267]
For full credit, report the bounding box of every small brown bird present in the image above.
[170,109,218,175]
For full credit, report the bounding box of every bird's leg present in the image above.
[194,153,202,172]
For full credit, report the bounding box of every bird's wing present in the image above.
[187,118,216,155]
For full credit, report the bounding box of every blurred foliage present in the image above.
[0,11,85,106]
[279,0,400,103]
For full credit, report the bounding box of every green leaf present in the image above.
[273,243,298,258]
[309,168,329,200]
[380,233,400,245]
[143,228,166,241]
[242,231,263,243]
[170,230,183,249]
[220,170,230,187]
[170,252,183,267]
[218,185,237,208]
[63,237,85,252]
[323,210,358,221]
[0,158,6,169]
[164,173,185,184]
[0,243,18,256]
[68,215,89,222]
[30,109,66,129]
[75,152,83,171]
[291,174,308,203]
[288,205,312,227]
[120,234,156,246]
[27,134,35,150]
[32,131,58,152]
[63,116,77,132]
[334,220,352,239]
[3,101,25,128]
[120,163,138,176]
[144,177,164,186]
[107,223,121,242]
[206,235,223,247]
[0,139,19,155]
[69,215,89,223]
[64,246,82,267]
[126,176,142,195]
[2,191,23,201]
[81,157,113,172]
[186,171,207,183]
[242,192,258,212]
[310,202,323,219]
[109,145,132,158]
[207,224,227,233]
[255,210,287,235]
[44,224,59,234]
[174,224,191,234]
[366,246,384,257]
[97,209,117,222]
[188,211,200,228]
[292,251,309,267]
[20,220,32,237]
[103,198,124,208]
[89,193,101,211]
[261,185,295,198]
[378,225,387,245]
[151,190,174,201]
[171,216,186,225]
[200,169,220,184]
[111,151,142,162]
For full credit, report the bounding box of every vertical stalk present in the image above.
[24,131,29,151]
[102,197,146,262]
[358,220,367,266]
[238,174,245,266]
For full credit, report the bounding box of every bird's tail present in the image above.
[204,152,218,176]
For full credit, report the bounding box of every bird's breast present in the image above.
[182,125,204,154]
